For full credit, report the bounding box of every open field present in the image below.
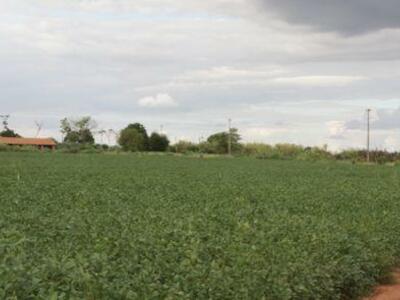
[1,153,400,299]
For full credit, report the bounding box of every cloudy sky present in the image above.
[1,0,400,150]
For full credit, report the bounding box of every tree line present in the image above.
[58,116,239,154]
[0,115,239,154]
[59,117,171,152]
[3,115,400,163]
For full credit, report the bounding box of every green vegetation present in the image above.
[60,117,96,145]
[2,115,398,163]
[149,132,170,152]
[118,123,170,153]
[205,128,241,154]
[0,115,20,138]
[0,128,20,138]
[1,153,400,299]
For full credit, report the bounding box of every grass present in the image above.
[1,152,400,299]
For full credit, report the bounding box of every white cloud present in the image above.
[327,121,346,138]
[1,1,400,149]
[138,93,178,108]
[138,68,367,91]
[272,76,367,87]
[160,66,287,88]
[178,66,285,81]
[384,136,400,152]
[242,127,295,143]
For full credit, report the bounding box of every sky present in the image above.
[1,0,400,150]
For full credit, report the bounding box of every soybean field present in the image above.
[1,152,400,299]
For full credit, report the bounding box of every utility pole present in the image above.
[228,118,232,156]
[366,108,371,163]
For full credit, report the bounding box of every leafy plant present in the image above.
[1,153,400,299]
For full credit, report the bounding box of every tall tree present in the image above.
[60,117,96,144]
[207,128,241,154]
[118,123,149,151]
[149,132,170,152]
[0,115,20,137]
[126,123,149,149]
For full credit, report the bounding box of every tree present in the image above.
[149,132,169,152]
[0,128,20,138]
[118,128,146,152]
[207,128,241,154]
[118,123,149,151]
[60,117,96,144]
[79,128,95,144]
[125,123,149,149]
[0,115,20,137]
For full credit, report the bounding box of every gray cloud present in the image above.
[345,119,364,130]
[329,135,346,140]
[256,0,400,34]
[1,1,400,150]
[373,108,400,129]
[345,108,400,131]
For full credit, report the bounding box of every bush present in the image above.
[253,144,305,160]
[57,143,103,154]
[335,149,362,162]
[335,150,400,164]
[198,142,218,154]
[149,133,169,152]
[297,147,333,161]
[0,144,10,152]
[242,143,274,156]
[170,141,200,154]
[275,143,304,158]
[8,146,40,152]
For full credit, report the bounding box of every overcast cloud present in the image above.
[255,0,400,35]
[1,0,400,150]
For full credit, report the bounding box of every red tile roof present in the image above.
[0,137,56,146]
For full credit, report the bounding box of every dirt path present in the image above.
[364,270,400,300]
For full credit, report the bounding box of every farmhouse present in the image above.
[0,137,56,150]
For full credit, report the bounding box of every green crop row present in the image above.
[1,153,400,299]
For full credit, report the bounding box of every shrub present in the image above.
[170,141,200,154]
[297,147,333,161]
[0,144,10,152]
[149,133,169,152]
[242,143,274,156]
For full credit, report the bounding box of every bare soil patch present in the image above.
[364,270,400,300]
